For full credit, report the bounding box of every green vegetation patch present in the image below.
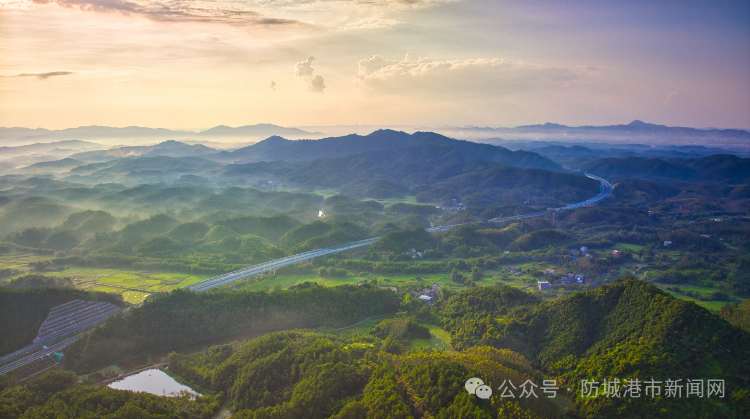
[91,286,120,293]
[613,242,644,251]
[121,291,150,304]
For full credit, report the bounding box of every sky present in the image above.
[0,0,748,130]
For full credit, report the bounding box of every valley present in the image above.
[0,127,749,418]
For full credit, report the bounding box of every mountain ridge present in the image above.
[212,129,562,171]
[0,124,323,143]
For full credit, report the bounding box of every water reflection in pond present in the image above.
[108,368,200,398]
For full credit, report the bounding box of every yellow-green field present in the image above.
[655,283,741,311]
[3,251,743,309]
[410,325,453,351]
[228,268,535,293]
[0,252,213,304]
[613,243,645,251]
[336,314,453,351]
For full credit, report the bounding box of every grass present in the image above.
[337,315,394,336]
[410,325,453,351]
[313,189,340,199]
[335,315,453,352]
[122,291,150,304]
[614,243,645,251]
[99,277,126,284]
[654,282,744,311]
[92,286,120,293]
[373,196,419,205]
[0,252,213,303]
[219,265,545,296]
[176,275,212,288]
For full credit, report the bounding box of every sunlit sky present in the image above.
[1,0,748,130]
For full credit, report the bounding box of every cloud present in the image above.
[294,56,325,93]
[16,71,73,78]
[353,53,603,97]
[26,0,301,26]
[336,16,402,31]
[15,0,455,28]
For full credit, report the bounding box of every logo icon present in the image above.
[465,378,493,399]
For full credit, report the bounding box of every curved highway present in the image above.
[187,173,612,292]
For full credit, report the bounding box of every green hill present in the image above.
[0,197,77,234]
[202,224,240,242]
[720,299,750,333]
[63,284,400,373]
[213,129,561,171]
[443,278,750,418]
[168,332,562,419]
[215,214,301,241]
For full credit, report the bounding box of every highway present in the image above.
[187,238,382,292]
[0,308,123,376]
[187,173,612,292]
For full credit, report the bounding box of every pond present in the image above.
[108,368,200,398]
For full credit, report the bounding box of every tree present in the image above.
[450,268,465,284]
[470,266,483,283]
[44,230,79,251]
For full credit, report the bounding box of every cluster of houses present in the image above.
[440,199,467,212]
[570,246,593,258]
[409,283,441,305]
[506,266,524,276]
[401,248,425,259]
[538,271,598,290]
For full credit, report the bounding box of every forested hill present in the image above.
[443,277,750,418]
[0,287,125,355]
[64,283,400,373]
[572,154,750,183]
[223,143,598,201]
[212,130,561,170]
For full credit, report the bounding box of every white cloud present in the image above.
[20,0,301,25]
[294,56,325,92]
[335,15,402,31]
[353,53,603,97]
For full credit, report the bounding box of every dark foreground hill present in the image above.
[0,287,124,355]
[63,283,401,373]
[573,154,750,184]
[222,143,597,203]
[212,130,562,170]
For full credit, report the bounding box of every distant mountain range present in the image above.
[70,140,218,161]
[0,124,324,145]
[513,120,750,139]
[211,130,561,170]
[525,143,748,162]
[0,140,102,158]
[3,121,749,148]
[433,120,750,149]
